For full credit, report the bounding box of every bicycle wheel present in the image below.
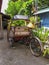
[30,36,43,57]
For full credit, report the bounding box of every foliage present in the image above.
[5,0,49,16]
[5,1,23,17]
[11,20,25,26]
[38,0,49,9]
[33,27,49,56]
[5,0,34,17]
[29,17,40,24]
[33,27,49,43]
[30,17,36,23]
[37,17,41,22]
[43,48,49,57]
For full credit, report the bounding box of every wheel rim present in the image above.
[30,38,41,55]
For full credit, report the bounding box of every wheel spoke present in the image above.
[30,38,41,54]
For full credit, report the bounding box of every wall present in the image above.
[39,12,49,27]
[0,0,2,12]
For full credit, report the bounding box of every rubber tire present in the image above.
[30,36,43,57]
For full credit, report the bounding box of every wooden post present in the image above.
[35,0,38,25]
[25,21,27,26]
[0,13,3,39]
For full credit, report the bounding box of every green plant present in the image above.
[33,27,49,56]
[5,0,33,17]
[43,48,49,57]
[11,20,25,26]
[38,17,41,22]
[33,27,49,43]
[30,17,36,23]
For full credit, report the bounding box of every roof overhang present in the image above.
[33,8,49,15]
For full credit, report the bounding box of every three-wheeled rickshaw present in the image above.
[7,15,43,57]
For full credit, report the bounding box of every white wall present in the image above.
[1,0,9,13]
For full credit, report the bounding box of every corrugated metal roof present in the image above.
[34,8,49,15]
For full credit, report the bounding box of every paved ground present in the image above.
[0,30,49,65]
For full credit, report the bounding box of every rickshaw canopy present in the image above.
[12,15,30,21]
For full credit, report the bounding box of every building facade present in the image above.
[34,8,49,28]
